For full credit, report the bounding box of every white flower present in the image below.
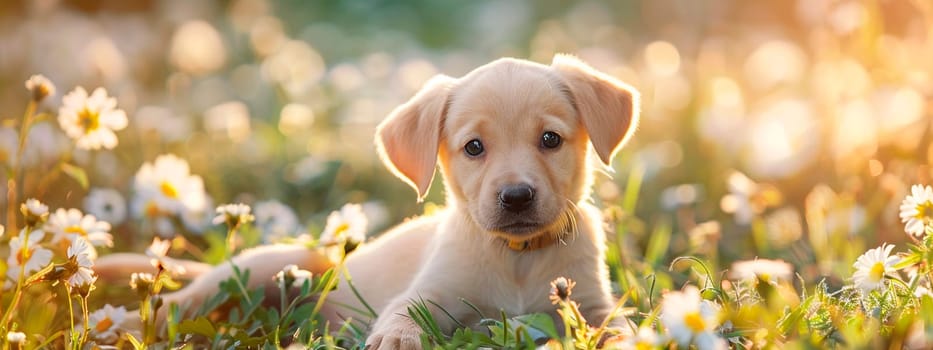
[146,237,171,259]
[320,203,367,244]
[212,203,255,227]
[255,200,299,243]
[21,198,50,228]
[145,237,185,275]
[852,243,901,292]
[133,154,207,215]
[274,264,313,288]
[66,238,96,287]
[132,154,207,236]
[6,331,26,343]
[45,208,113,251]
[85,304,127,344]
[660,286,727,350]
[23,198,48,217]
[130,272,155,291]
[6,229,53,282]
[84,188,127,225]
[729,259,794,283]
[58,87,128,150]
[619,327,665,349]
[899,184,933,237]
[25,74,55,101]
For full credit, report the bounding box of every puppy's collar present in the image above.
[505,232,565,252]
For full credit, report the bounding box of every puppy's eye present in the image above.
[464,139,484,156]
[541,131,562,149]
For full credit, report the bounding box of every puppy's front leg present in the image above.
[365,294,439,350]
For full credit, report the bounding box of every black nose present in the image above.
[498,184,535,213]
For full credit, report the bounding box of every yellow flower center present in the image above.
[95,316,114,333]
[16,247,33,265]
[917,201,933,220]
[78,108,100,133]
[684,311,707,333]
[145,201,161,217]
[160,181,179,199]
[334,223,349,238]
[869,262,886,282]
[635,341,652,350]
[65,225,88,237]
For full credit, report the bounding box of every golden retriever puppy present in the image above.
[94,54,639,349]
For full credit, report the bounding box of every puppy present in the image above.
[95,54,639,348]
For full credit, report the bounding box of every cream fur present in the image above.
[93,55,640,349]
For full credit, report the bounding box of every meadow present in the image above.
[1,0,932,349]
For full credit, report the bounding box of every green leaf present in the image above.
[512,313,559,340]
[645,218,671,267]
[894,251,922,270]
[167,303,180,347]
[126,332,145,350]
[59,162,88,189]
[178,316,217,338]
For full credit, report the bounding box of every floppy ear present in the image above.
[375,75,456,201]
[550,54,640,165]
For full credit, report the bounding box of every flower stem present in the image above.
[0,227,34,332]
[64,285,79,350]
[225,226,237,260]
[312,255,346,316]
[5,100,36,243]
[80,296,90,346]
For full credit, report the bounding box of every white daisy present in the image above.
[254,200,299,243]
[130,272,155,292]
[729,259,794,283]
[132,154,207,236]
[133,154,205,218]
[852,243,901,292]
[45,208,113,250]
[58,87,128,150]
[320,203,367,245]
[660,286,727,350]
[23,198,49,217]
[145,237,185,275]
[274,264,313,289]
[899,184,933,237]
[84,188,127,226]
[25,74,55,102]
[6,229,53,282]
[84,304,127,344]
[212,203,255,227]
[145,237,171,260]
[66,238,96,287]
[619,327,665,349]
[21,198,49,227]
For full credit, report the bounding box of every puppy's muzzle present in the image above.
[498,184,535,213]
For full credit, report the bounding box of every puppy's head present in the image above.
[376,55,639,241]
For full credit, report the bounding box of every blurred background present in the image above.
[0,0,931,279]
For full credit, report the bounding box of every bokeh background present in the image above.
[1,0,931,280]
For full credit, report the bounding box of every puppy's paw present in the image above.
[365,323,422,350]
